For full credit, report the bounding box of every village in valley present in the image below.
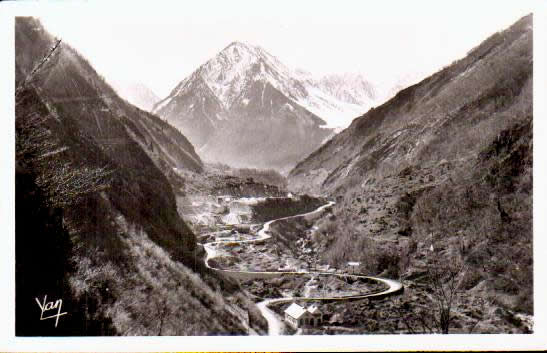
[180,188,404,335]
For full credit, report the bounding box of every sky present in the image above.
[34,0,535,98]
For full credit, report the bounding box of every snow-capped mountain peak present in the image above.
[154,41,385,128]
[194,41,306,110]
[153,41,344,170]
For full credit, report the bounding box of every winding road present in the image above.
[201,200,403,335]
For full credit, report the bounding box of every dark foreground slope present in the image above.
[289,15,532,333]
[15,17,265,336]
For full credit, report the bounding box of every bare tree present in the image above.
[16,39,61,99]
[397,248,465,334]
[425,250,464,334]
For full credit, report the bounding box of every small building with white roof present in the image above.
[284,303,323,328]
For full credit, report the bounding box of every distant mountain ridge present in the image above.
[153,42,379,171]
[316,72,377,105]
[110,80,160,111]
[294,70,378,117]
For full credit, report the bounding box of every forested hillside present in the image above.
[15,17,264,336]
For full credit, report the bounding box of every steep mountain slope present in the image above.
[290,15,532,195]
[110,80,160,111]
[15,17,264,336]
[154,42,379,170]
[288,15,532,332]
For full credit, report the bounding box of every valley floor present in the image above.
[180,190,404,335]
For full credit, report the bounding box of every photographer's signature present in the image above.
[35,295,67,327]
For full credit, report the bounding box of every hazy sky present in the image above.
[37,0,534,98]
